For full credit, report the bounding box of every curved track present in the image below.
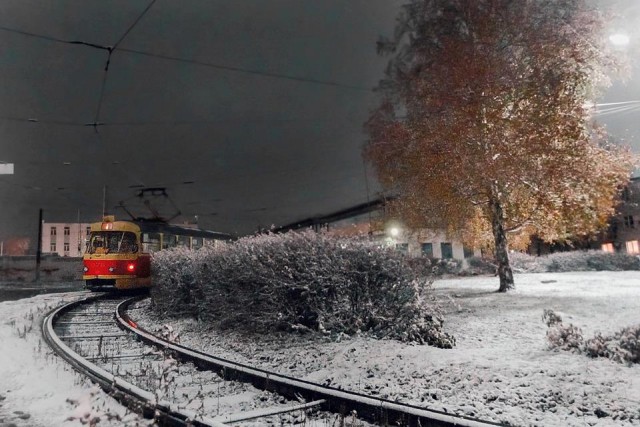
[43,293,504,427]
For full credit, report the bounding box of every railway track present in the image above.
[43,293,503,427]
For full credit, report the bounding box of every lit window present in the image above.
[626,240,639,255]
[601,243,614,253]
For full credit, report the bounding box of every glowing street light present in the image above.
[389,227,400,237]
[609,33,630,47]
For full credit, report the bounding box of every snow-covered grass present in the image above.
[0,291,149,426]
[134,271,640,426]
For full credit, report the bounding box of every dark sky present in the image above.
[1,0,639,246]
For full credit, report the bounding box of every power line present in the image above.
[0,24,371,91]
[93,0,157,127]
[0,114,362,127]
[113,0,157,50]
[117,47,371,91]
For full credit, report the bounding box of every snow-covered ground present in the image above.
[1,272,639,426]
[134,271,640,427]
[0,291,149,426]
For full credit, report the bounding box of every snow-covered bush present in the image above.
[512,250,640,273]
[542,308,562,327]
[151,246,202,317]
[546,323,584,352]
[584,333,612,359]
[543,309,640,364]
[151,231,454,347]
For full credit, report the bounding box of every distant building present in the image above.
[600,177,640,255]
[41,222,92,257]
[275,200,481,261]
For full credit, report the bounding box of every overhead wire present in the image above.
[0,23,371,92]
[91,0,158,129]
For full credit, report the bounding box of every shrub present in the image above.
[512,250,640,273]
[613,325,640,364]
[151,231,454,347]
[546,323,584,352]
[584,334,612,359]
[543,309,640,365]
[542,309,562,327]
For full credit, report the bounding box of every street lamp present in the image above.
[609,33,630,47]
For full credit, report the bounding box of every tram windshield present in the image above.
[87,231,138,254]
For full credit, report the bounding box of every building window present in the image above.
[421,243,433,257]
[64,226,70,236]
[463,246,474,258]
[602,243,614,253]
[50,227,57,236]
[63,242,70,253]
[86,227,91,236]
[50,242,56,252]
[441,242,453,259]
[396,243,408,252]
[624,215,635,228]
[626,240,639,254]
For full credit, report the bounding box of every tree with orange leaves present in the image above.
[366,0,635,292]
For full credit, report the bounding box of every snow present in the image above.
[135,271,640,426]
[1,271,639,426]
[0,291,149,426]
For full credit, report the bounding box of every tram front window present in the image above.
[87,232,138,254]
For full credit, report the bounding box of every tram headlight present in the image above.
[83,266,88,272]
[127,263,136,272]
[108,267,115,272]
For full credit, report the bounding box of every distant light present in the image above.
[389,227,400,237]
[609,33,630,46]
[63,161,71,165]
[0,163,14,175]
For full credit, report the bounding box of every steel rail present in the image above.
[42,294,227,427]
[118,296,505,427]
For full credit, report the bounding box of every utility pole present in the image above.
[35,208,43,282]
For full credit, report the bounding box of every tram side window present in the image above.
[142,233,161,253]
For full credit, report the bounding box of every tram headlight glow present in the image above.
[127,263,136,272]
[83,266,88,272]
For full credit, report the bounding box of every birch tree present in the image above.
[366,0,635,291]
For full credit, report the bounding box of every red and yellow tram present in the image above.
[82,216,231,291]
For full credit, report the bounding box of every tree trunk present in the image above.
[489,197,514,292]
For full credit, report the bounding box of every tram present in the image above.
[82,215,231,291]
